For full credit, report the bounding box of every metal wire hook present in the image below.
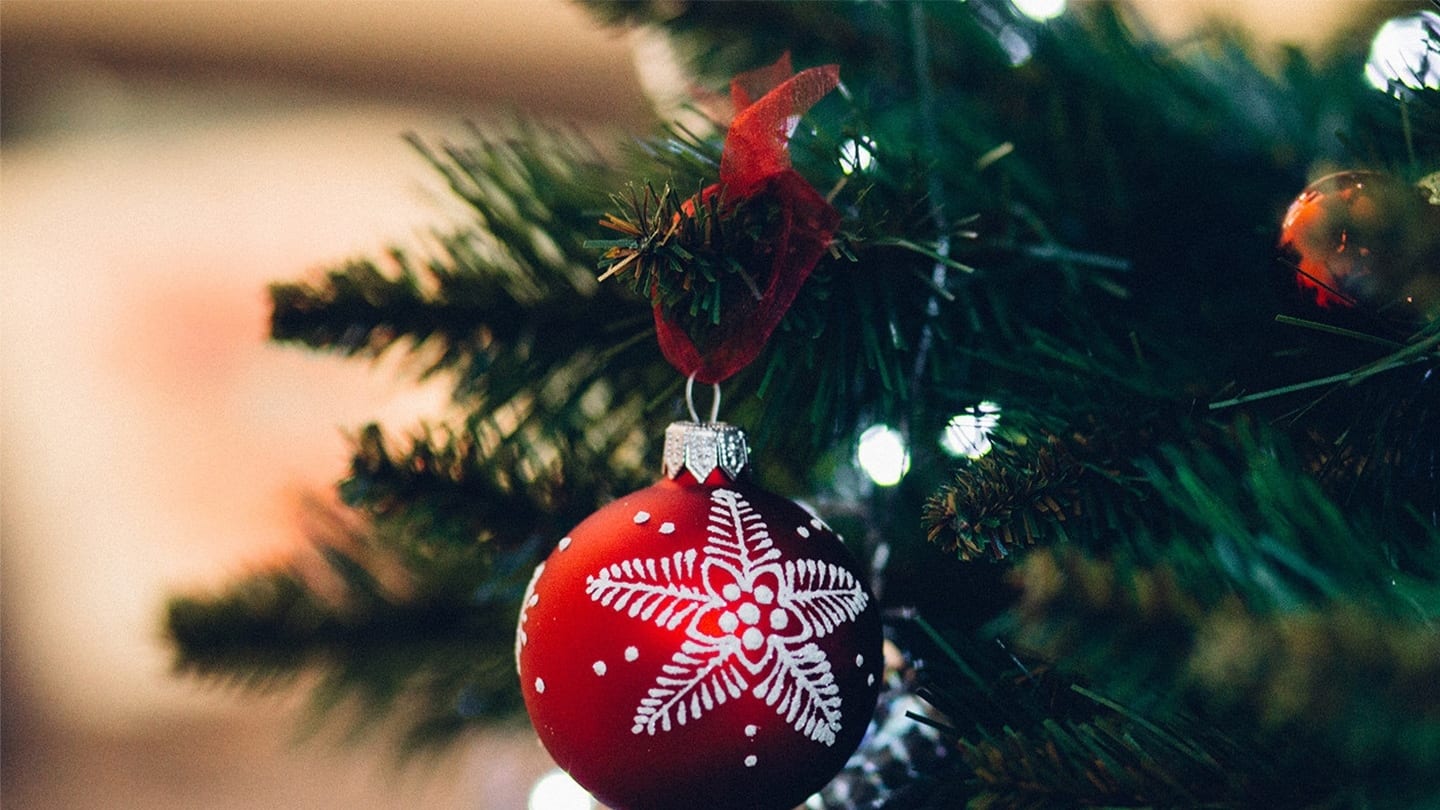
[685,372,722,423]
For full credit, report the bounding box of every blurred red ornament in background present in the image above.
[1278,170,1440,324]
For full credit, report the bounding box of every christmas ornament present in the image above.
[1278,170,1440,323]
[517,387,884,810]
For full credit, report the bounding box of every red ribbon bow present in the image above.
[654,54,842,384]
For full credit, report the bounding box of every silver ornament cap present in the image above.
[662,421,750,482]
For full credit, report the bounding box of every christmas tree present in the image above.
[165,1,1440,807]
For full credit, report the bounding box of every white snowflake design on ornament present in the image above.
[585,488,869,746]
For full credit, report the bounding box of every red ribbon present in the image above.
[654,54,841,384]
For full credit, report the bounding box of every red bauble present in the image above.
[517,422,884,810]
[1278,170,1440,322]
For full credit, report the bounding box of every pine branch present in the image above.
[270,122,682,525]
[166,392,666,747]
[1134,421,1421,609]
[958,702,1267,810]
[1006,548,1440,795]
[338,421,649,554]
[1232,324,1440,575]
[891,614,1283,810]
[922,436,1088,561]
[921,417,1440,800]
[166,508,526,755]
[590,180,782,346]
[165,1,1440,794]
[271,127,655,395]
[1187,603,1440,770]
[1003,549,1213,701]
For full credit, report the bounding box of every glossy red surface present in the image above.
[517,473,883,810]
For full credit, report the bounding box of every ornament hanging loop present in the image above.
[685,372,722,423]
[668,376,747,481]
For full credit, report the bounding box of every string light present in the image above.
[1364,11,1440,96]
[528,769,595,810]
[839,136,877,175]
[1011,0,1066,23]
[941,402,1001,459]
[856,424,910,487]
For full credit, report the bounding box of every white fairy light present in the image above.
[839,136,877,175]
[856,424,910,487]
[528,769,595,810]
[1364,11,1440,95]
[1012,0,1066,23]
[941,401,1001,459]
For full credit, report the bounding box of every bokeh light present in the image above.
[529,769,595,810]
[857,424,910,487]
[839,136,877,175]
[1364,11,1440,95]
[941,402,1001,459]
[1012,0,1066,23]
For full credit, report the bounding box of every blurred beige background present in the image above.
[0,1,1362,808]
[2,3,650,808]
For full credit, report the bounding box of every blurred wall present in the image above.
[2,3,648,809]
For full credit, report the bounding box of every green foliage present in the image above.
[970,418,1440,804]
[956,696,1269,810]
[171,122,673,748]
[922,435,1089,561]
[590,180,777,342]
[166,512,527,754]
[1002,547,1440,795]
[165,0,1440,805]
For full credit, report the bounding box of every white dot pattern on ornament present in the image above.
[593,661,607,676]
[856,654,864,667]
[745,724,758,737]
[659,521,676,534]
[796,525,810,538]
[868,673,875,686]
[558,536,572,551]
[582,487,872,748]
[769,610,789,631]
[744,755,758,768]
[535,678,546,693]
[514,562,545,659]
